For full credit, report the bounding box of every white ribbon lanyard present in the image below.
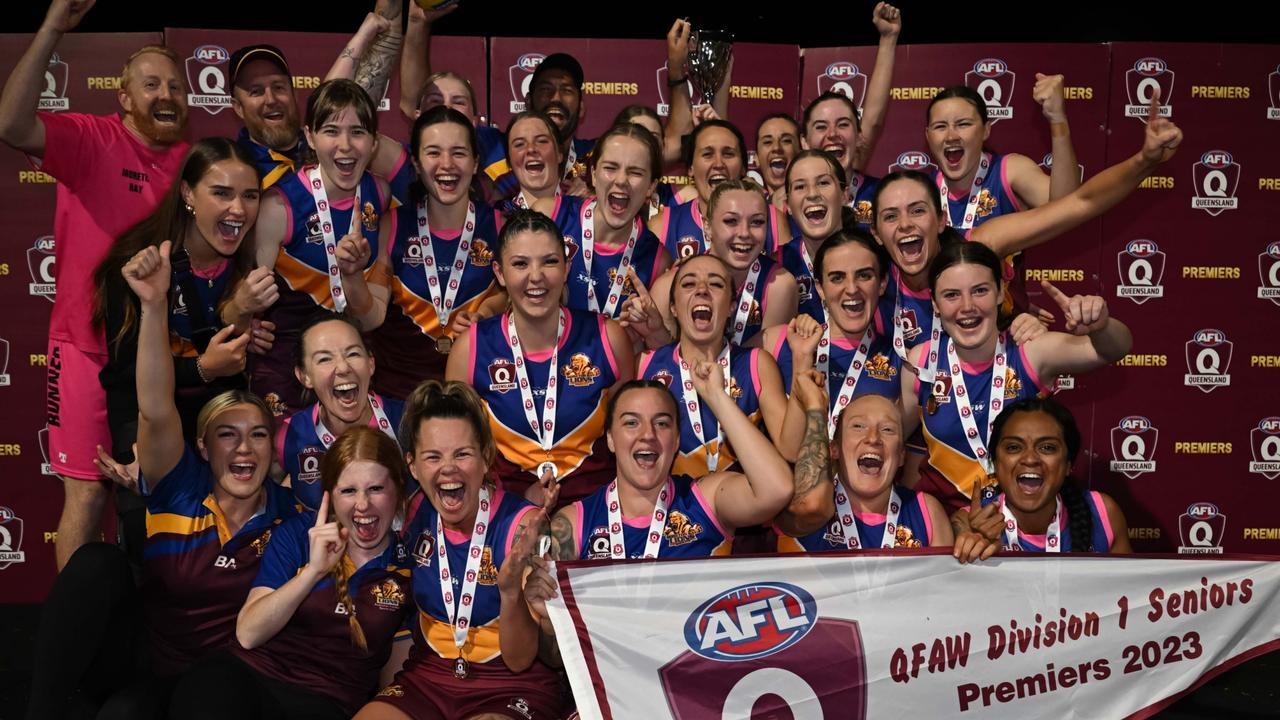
[890,276,941,383]
[936,151,992,231]
[677,344,732,473]
[1001,495,1062,552]
[510,309,566,466]
[579,199,639,318]
[605,478,671,559]
[729,259,763,345]
[562,141,578,183]
[833,481,901,549]
[307,166,360,313]
[435,485,492,677]
[946,333,1007,475]
[414,199,476,328]
[314,394,396,448]
[817,324,874,440]
[844,172,866,210]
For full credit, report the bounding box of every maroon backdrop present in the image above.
[0,34,1275,601]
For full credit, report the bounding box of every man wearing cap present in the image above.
[229,44,303,190]
[527,52,596,187]
[0,0,190,570]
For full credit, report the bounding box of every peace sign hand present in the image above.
[1041,280,1108,336]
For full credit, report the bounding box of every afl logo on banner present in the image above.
[1184,329,1232,392]
[1191,150,1240,215]
[1258,241,1280,306]
[186,45,231,114]
[964,58,1014,121]
[27,235,56,302]
[39,52,70,112]
[1125,57,1175,120]
[888,150,937,175]
[0,506,25,570]
[1115,239,1165,304]
[1178,502,1225,555]
[508,53,544,113]
[1110,415,1158,479]
[1250,417,1280,480]
[684,583,817,661]
[817,61,867,110]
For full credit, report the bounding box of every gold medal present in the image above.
[453,656,469,679]
[435,335,453,355]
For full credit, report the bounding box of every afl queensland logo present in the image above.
[888,150,937,175]
[1259,241,1280,305]
[1115,239,1165,304]
[1110,415,1158,479]
[817,61,866,109]
[1250,417,1280,480]
[1191,150,1240,216]
[964,58,1014,121]
[508,53,545,113]
[1178,502,1226,554]
[1183,328,1232,392]
[186,45,231,114]
[684,582,816,661]
[1125,57,1174,120]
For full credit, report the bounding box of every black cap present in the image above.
[228,44,292,88]
[529,53,584,93]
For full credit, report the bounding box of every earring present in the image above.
[185,203,194,214]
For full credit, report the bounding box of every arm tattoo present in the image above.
[354,29,402,99]
[791,409,830,510]
[339,46,357,61]
[550,513,578,561]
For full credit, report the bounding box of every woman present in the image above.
[368,106,504,396]
[964,397,1132,556]
[500,110,563,218]
[776,379,952,552]
[446,210,634,506]
[280,312,404,512]
[169,426,413,719]
[652,120,789,259]
[22,239,299,720]
[407,65,515,203]
[775,149,849,323]
[249,78,395,418]
[94,138,269,458]
[644,181,798,349]
[925,79,1079,315]
[637,254,787,476]
[356,380,559,719]
[612,104,683,214]
[755,113,801,212]
[556,122,671,320]
[900,242,1133,511]
[764,229,901,460]
[872,95,1180,383]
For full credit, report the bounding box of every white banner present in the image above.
[545,550,1280,719]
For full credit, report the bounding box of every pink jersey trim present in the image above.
[691,480,731,539]
[771,325,789,358]
[636,349,656,378]
[275,413,294,467]
[748,347,762,396]
[505,504,536,554]
[891,265,932,300]
[433,228,463,241]
[1090,490,1116,549]
[466,321,479,382]
[657,206,673,246]
[599,314,620,378]
[917,491,935,544]
[998,155,1023,212]
[853,510,887,524]
[1018,341,1043,393]
[571,502,585,556]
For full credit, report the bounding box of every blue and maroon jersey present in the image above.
[981,490,1116,553]
[570,475,731,559]
[277,395,406,511]
[232,512,413,715]
[168,260,233,358]
[638,342,763,477]
[770,323,900,402]
[370,199,502,398]
[555,195,669,320]
[775,234,824,324]
[845,171,880,228]
[875,265,936,364]
[467,309,620,504]
[251,168,391,417]
[140,446,298,674]
[729,252,786,347]
[656,199,783,261]
[777,484,934,553]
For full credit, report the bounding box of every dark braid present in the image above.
[1059,478,1094,552]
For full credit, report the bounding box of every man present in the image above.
[229,44,303,189]
[0,0,190,570]
[526,52,595,185]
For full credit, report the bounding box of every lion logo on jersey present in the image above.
[478,546,498,585]
[746,298,762,326]
[372,578,405,611]
[663,510,703,547]
[469,239,494,266]
[361,201,379,232]
[975,188,999,218]
[726,376,744,399]
[854,199,873,225]
[865,353,897,381]
[1003,369,1023,399]
[895,524,923,549]
[562,353,602,387]
[606,265,638,296]
[376,685,405,698]
[250,529,272,557]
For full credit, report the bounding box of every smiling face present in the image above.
[786,154,843,241]
[182,159,261,260]
[832,394,904,502]
[508,116,562,196]
[757,117,800,191]
[529,68,582,137]
[673,254,734,344]
[691,126,744,203]
[198,403,273,503]
[926,96,990,185]
[408,417,489,531]
[816,241,886,338]
[608,387,679,493]
[418,74,476,123]
[296,319,375,429]
[120,51,189,146]
[414,120,476,206]
[707,188,767,272]
[872,177,944,282]
[331,459,398,552]
[493,228,566,322]
[592,135,656,230]
[994,410,1070,518]
[803,97,858,177]
[232,59,300,152]
[932,261,1001,352]
[304,104,376,193]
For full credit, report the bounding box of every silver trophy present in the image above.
[685,28,734,108]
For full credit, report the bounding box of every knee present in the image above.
[62,477,110,508]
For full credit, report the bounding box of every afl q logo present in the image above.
[684,582,817,662]
[487,358,517,394]
[888,150,937,175]
[1183,328,1232,392]
[964,58,1014,121]
[508,53,544,113]
[0,506,25,570]
[1250,417,1280,480]
[185,45,231,114]
[1258,241,1280,306]
[38,52,69,111]
[1115,239,1165,304]
[1110,415,1158,479]
[1125,57,1175,120]
[27,236,56,302]
[817,61,867,111]
[1191,150,1240,216]
[1178,502,1225,554]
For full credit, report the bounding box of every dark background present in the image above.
[9,1,1280,45]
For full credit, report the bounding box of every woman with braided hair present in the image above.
[169,424,413,719]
